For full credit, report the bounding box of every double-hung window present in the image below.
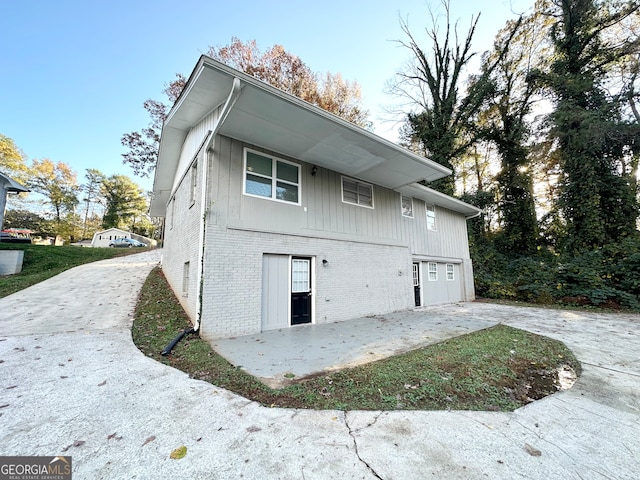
[427,262,438,281]
[189,161,198,207]
[244,149,300,204]
[426,205,436,231]
[401,195,413,217]
[342,177,373,208]
[446,263,455,281]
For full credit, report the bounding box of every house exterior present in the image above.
[0,171,29,232]
[150,56,481,342]
[91,228,155,248]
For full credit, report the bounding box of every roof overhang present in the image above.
[396,183,482,218]
[0,172,29,193]
[151,56,452,216]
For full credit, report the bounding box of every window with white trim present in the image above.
[446,263,455,281]
[182,261,190,297]
[342,177,374,208]
[244,149,300,204]
[170,197,175,230]
[401,195,413,217]
[427,262,437,281]
[426,204,436,231]
[189,160,198,206]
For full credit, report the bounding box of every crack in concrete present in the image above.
[344,412,384,479]
[581,362,640,378]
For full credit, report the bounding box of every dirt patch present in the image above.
[507,365,577,403]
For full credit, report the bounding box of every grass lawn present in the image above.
[0,243,143,298]
[133,267,582,411]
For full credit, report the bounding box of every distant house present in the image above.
[150,56,481,341]
[0,171,29,232]
[91,228,155,248]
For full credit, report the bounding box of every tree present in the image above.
[3,209,51,234]
[101,174,148,232]
[209,39,371,127]
[120,78,184,178]
[475,13,551,255]
[81,168,106,239]
[28,159,79,224]
[0,134,29,183]
[394,1,521,195]
[122,38,370,177]
[541,0,640,251]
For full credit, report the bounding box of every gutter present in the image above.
[193,77,242,332]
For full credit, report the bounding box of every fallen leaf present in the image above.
[142,435,156,446]
[525,443,542,457]
[170,445,187,459]
[63,440,86,451]
[6,385,17,390]
[246,426,262,433]
[98,380,107,386]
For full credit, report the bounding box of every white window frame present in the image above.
[427,262,438,281]
[189,160,198,207]
[401,195,414,218]
[341,176,374,209]
[170,197,175,230]
[182,261,190,297]
[446,263,455,281]
[243,148,301,205]
[426,204,437,231]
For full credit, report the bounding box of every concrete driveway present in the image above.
[1,250,639,479]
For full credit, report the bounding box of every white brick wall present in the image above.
[198,225,413,341]
[162,155,203,322]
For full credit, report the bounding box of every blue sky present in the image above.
[1,0,532,191]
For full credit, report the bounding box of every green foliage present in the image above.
[101,174,148,231]
[0,133,30,183]
[471,234,640,310]
[543,0,640,251]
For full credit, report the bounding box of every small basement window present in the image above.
[182,261,190,297]
[342,177,373,208]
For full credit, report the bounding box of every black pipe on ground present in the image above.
[161,328,195,356]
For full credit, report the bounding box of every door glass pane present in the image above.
[277,161,298,183]
[292,259,310,292]
[246,151,272,176]
[412,264,419,286]
[246,174,272,197]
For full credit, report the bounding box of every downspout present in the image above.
[193,77,242,333]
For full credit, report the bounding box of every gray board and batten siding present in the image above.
[210,135,472,259]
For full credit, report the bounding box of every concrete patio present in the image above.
[1,250,639,479]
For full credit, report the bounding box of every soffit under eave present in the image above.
[396,183,481,217]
